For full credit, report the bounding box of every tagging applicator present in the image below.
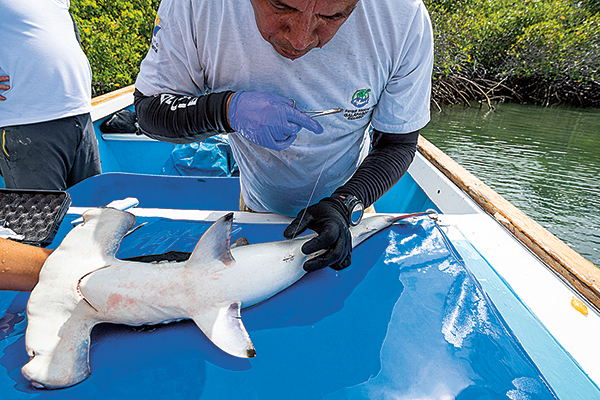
[290,98,343,118]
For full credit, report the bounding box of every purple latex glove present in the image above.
[228,91,323,151]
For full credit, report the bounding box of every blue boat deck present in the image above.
[0,206,561,399]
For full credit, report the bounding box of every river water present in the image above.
[420,102,600,267]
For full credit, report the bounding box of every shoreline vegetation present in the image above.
[429,0,600,109]
[71,0,600,108]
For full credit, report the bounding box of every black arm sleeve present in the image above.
[333,129,419,208]
[133,89,235,144]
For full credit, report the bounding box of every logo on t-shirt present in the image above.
[350,88,371,108]
[151,16,162,53]
[153,16,162,37]
[344,88,373,120]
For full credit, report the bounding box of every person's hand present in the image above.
[0,75,10,101]
[228,91,323,151]
[283,197,352,272]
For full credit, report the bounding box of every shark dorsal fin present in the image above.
[186,212,235,269]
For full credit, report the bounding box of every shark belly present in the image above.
[79,261,190,325]
[223,239,308,308]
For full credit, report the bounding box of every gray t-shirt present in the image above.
[0,0,92,127]
[136,0,433,216]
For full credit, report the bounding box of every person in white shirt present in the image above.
[0,0,101,190]
[135,0,434,272]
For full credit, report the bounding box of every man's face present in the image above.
[249,0,359,60]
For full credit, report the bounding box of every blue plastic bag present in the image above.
[161,136,238,177]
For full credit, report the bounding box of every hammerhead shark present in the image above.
[22,207,428,389]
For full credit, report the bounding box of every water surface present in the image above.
[421,102,600,267]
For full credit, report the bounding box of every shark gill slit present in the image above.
[76,265,114,312]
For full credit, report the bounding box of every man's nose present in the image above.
[284,14,319,51]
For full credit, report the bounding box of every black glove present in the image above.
[283,197,352,272]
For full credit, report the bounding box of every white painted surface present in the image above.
[408,154,484,215]
[90,90,134,121]
[68,207,294,225]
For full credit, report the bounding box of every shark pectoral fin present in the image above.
[81,208,136,257]
[193,301,256,358]
[231,237,250,248]
[187,212,236,270]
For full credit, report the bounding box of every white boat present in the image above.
[0,85,598,398]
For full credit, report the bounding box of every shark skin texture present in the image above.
[22,207,405,389]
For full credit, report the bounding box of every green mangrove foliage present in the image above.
[72,0,599,107]
[428,0,600,107]
[71,0,160,96]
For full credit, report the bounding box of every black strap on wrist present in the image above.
[330,193,364,226]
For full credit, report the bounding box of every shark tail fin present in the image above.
[193,301,256,358]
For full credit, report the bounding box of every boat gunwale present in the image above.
[91,85,135,107]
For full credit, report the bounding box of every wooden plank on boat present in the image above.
[418,136,600,312]
[91,85,135,107]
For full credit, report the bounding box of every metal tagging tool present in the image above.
[290,98,343,118]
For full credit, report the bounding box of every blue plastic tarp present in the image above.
[0,216,555,399]
[161,137,238,178]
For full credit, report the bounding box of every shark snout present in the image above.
[21,364,45,389]
[22,354,90,390]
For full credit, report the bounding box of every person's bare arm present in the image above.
[0,238,52,291]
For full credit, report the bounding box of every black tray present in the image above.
[0,189,71,246]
